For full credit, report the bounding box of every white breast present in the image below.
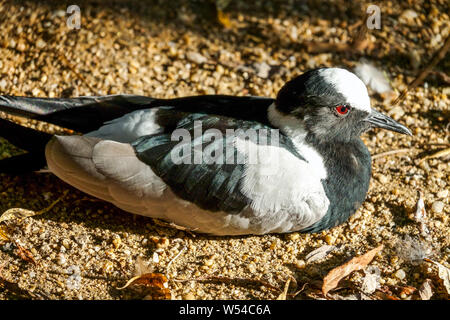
[235,133,329,233]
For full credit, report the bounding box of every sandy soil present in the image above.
[0,0,448,300]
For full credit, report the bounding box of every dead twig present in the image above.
[166,246,187,275]
[372,148,414,159]
[352,12,370,52]
[419,148,450,164]
[276,278,291,300]
[394,35,450,106]
[0,226,10,242]
[55,47,97,94]
[431,71,450,84]
[304,41,350,54]
[288,282,309,298]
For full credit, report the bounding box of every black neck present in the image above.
[302,137,372,233]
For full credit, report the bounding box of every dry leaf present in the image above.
[305,245,336,263]
[425,259,450,294]
[14,241,37,265]
[0,208,37,223]
[375,286,400,300]
[322,245,383,296]
[419,279,434,300]
[399,285,417,296]
[117,273,171,299]
[117,272,168,290]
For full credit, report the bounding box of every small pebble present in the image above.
[112,237,121,249]
[183,292,195,300]
[102,261,114,274]
[186,52,207,64]
[378,174,390,184]
[324,234,334,245]
[269,240,278,250]
[294,260,306,269]
[288,233,300,241]
[395,269,406,280]
[36,38,46,49]
[152,252,159,263]
[57,253,67,266]
[62,239,71,250]
[431,201,444,214]
[156,238,169,249]
[436,190,448,199]
[204,256,215,267]
[387,106,405,121]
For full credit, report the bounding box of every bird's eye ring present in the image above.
[335,105,350,116]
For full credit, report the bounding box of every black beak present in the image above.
[364,108,412,135]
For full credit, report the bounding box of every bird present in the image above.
[0,67,411,236]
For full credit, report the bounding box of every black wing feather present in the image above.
[0,94,273,133]
[132,112,303,213]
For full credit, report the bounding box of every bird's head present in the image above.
[273,67,411,143]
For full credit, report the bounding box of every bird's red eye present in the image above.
[335,105,350,115]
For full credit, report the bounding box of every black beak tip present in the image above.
[395,122,413,136]
[395,123,413,136]
[405,127,413,136]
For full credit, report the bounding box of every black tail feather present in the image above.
[0,95,156,133]
[0,118,52,153]
[0,153,47,173]
[0,118,52,172]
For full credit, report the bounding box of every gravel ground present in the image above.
[0,0,449,300]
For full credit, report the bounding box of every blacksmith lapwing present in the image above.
[0,67,411,235]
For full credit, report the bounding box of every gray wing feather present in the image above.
[46,135,167,212]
